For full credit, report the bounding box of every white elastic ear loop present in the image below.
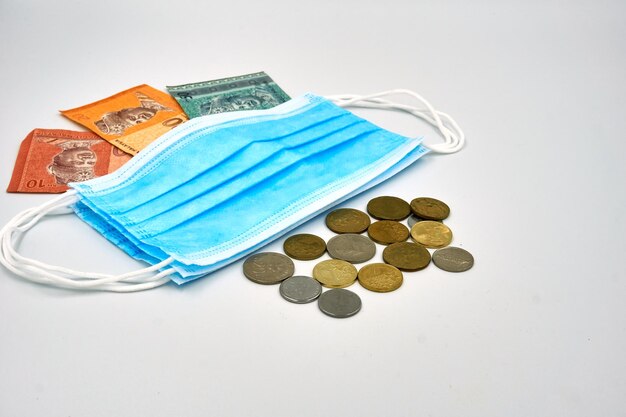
[0,190,175,292]
[326,89,465,154]
[1,220,174,291]
[1,204,174,291]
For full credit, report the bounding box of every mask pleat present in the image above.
[74,199,169,262]
[174,144,429,282]
[74,202,207,279]
[74,201,163,264]
[132,125,381,238]
[80,101,347,214]
[119,119,372,228]
[141,127,407,254]
[77,141,428,283]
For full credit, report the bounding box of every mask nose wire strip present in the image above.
[326,89,465,154]
[0,190,175,292]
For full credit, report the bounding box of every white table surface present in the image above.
[0,1,624,416]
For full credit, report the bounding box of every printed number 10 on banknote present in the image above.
[60,85,188,155]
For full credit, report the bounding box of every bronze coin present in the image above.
[409,197,450,221]
[367,220,410,245]
[283,234,326,260]
[382,242,431,271]
[312,259,358,288]
[325,208,371,234]
[410,221,453,248]
[358,263,403,292]
[366,196,411,220]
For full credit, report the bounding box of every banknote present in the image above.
[7,128,132,193]
[60,85,188,155]
[166,71,291,119]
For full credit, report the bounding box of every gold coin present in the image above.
[366,196,411,221]
[382,242,431,271]
[410,197,450,221]
[410,221,453,248]
[283,234,326,260]
[367,220,409,245]
[358,263,403,292]
[312,259,358,288]
[325,208,371,234]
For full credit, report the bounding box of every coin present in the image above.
[283,234,326,260]
[366,196,411,220]
[279,275,323,303]
[326,234,376,263]
[432,247,474,272]
[243,252,295,284]
[407,213,426,229]
[357,263,403,292]
[318,288,362,318]
[312,259,358,288]
[382,242,431,271]
[410,197,450,221]
[410,221,453,248]
[325,208,371,234]
[367,220,410,245]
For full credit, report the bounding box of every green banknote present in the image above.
[166,71,291,119]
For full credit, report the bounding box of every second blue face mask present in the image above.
[0,89,465,291]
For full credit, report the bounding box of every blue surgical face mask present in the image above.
[0,89,464,292]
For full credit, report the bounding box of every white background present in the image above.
[0,1,624,416]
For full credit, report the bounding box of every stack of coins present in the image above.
[243,196,474,318]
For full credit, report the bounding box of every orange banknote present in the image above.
[7,128,132,193]
[60,85,188,155]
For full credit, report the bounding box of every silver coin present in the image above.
[432,247,474,272]
[326,234,376,263]
[279,276,322,304]
[408,213,441,228]
[318,288,362,318]
[407,213,425,229]
[243,252,295,284]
